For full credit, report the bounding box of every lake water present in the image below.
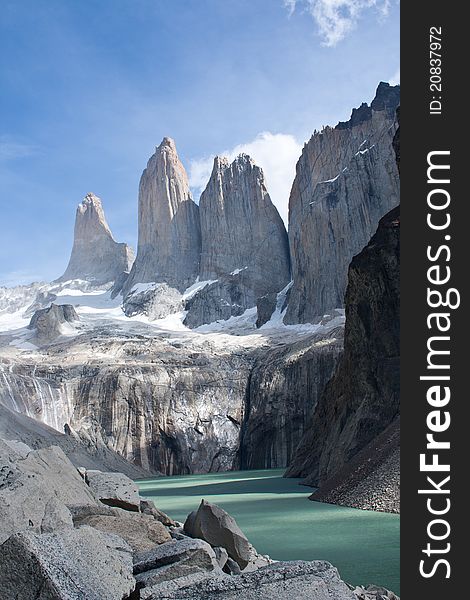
[138,469,400,594]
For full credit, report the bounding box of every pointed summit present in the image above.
[199,153,290,288]
[123,138,201,293]
[58,193,134,284]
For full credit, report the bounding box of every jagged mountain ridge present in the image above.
[0,83,400,484]
[285,82,399,323]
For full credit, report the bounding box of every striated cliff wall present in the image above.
[285,83,399,323]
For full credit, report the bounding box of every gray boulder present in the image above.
[85,469,141,511]
[58,192,134,285]
[140,498,177,527]
[0,442,98,544]
[0,526,135,600]
[75,511,171,552]
[134,538,221,590]
[142,560,355,600]
[184,500,251,569]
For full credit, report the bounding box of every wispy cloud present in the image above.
[285,0,391,46]
[189,132,303,225]
[388,68,400,85]
[0,135,38,161]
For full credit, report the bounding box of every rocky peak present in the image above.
[122,137,201,294]
[285,84,400,323]
[58,194,134,285]
[199,153,289,283]
[28,303,79,343]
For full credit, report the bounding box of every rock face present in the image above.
[286,205,400,487]
[285,83,399,323]
[0,526,135,600]
[124,137,201,294]
[28,303,78,343]
[59,193,134,284]
[0,441,98,544]
[239,327,343,469]
[184,500,251,569]
[184,154,290,327]
[0,403,150,479]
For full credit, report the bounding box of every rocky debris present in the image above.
[0,526,135,600]
[255,293,277,328]
[310,418,400,514]
[123,282,183,320]
[85,469,141,511]
[239,328,343,469]
[0,441,98,544]
[286,205,400,488]
[184,154,290,328]
[184,500,251,569]
[28,303,79,343]
[75,511,171,552]
[351,584,400,600]
[0,403,150,479]
[142,560,356,600]
[124,137,201,294]
[140,499,177,527]
[58,192,134,285]
[286,82,399,323]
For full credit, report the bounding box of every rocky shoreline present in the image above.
[0,438,399,599]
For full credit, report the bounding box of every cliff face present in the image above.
[184,155,290,328]
[286,204,400,485]
[199,155,290,290]
[239,327,343,470]
[59,193,134,284]
[124,138,201,294]
[285,83,399,323]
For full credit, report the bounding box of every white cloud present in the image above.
[285,0,390,46]
[388,68,400,85]
[189,132,303,225]
[0,135,37,161]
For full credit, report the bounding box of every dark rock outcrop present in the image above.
[240,328,343,470]
[255,293,278,328]
[59,193,134,285]
[28,303,78,343]
[124,137,201,294]
[285,205,400,486]
[285,83,399,323]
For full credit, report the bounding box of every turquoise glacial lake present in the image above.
[138,469,400,594]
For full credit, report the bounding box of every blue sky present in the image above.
[0,0,399,286]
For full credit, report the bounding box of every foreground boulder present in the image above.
[140,560,356,600]
[184,500,251,569]
[0,526,135,600]
[85,469,141,511]
[134,538,221,590]
[75,511,171,552]
[0,441,98,544]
